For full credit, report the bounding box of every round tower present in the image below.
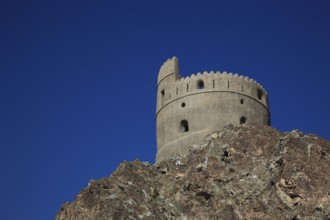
[156,57,270,163]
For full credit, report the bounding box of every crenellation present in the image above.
[158,69,269,107]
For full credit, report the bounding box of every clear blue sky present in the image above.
[1,1,329,219]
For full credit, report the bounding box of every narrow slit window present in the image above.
[180,120,189,132]
[197,80,204,89]
[241,84,244,92]
[227,81,230,89]
[257,89,263,100]
[213,80,215,88]
[176,87,178,95]
[187,84,189,92]
[161,89,165,96]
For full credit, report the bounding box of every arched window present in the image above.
[180,120,189,132]
[240,116,246,124]
[197,80,204,89]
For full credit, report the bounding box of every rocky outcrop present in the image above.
[56,124,330,219]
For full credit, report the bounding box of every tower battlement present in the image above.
[156,57,270,162]
[157,56,180,84]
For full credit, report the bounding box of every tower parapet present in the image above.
[157,56,180,85]
[156,57,270,162]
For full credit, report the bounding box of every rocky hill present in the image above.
[56,124,330,219]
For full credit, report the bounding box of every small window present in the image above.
[161,89,165,96]
[187,84,189,92]
[181,102,185,107]
[257,89,263,100]
[176,87,178,95]
[212,80,215,88]
[180,120,189,132]
[197,80,204,89]
[240,116,246,124]
[240,99,244,104]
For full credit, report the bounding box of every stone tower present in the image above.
[156,57,270,162]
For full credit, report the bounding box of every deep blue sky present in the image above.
[1,1,329,219]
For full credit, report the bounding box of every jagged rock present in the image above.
[56,124,330,219]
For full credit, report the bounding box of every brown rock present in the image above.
[56,124,330,219]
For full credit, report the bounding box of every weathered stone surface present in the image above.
[156,57,270,163]
[56,124,330,219]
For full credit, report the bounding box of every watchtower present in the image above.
[156,57,270,162]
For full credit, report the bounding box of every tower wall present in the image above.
[156,57,270,162]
